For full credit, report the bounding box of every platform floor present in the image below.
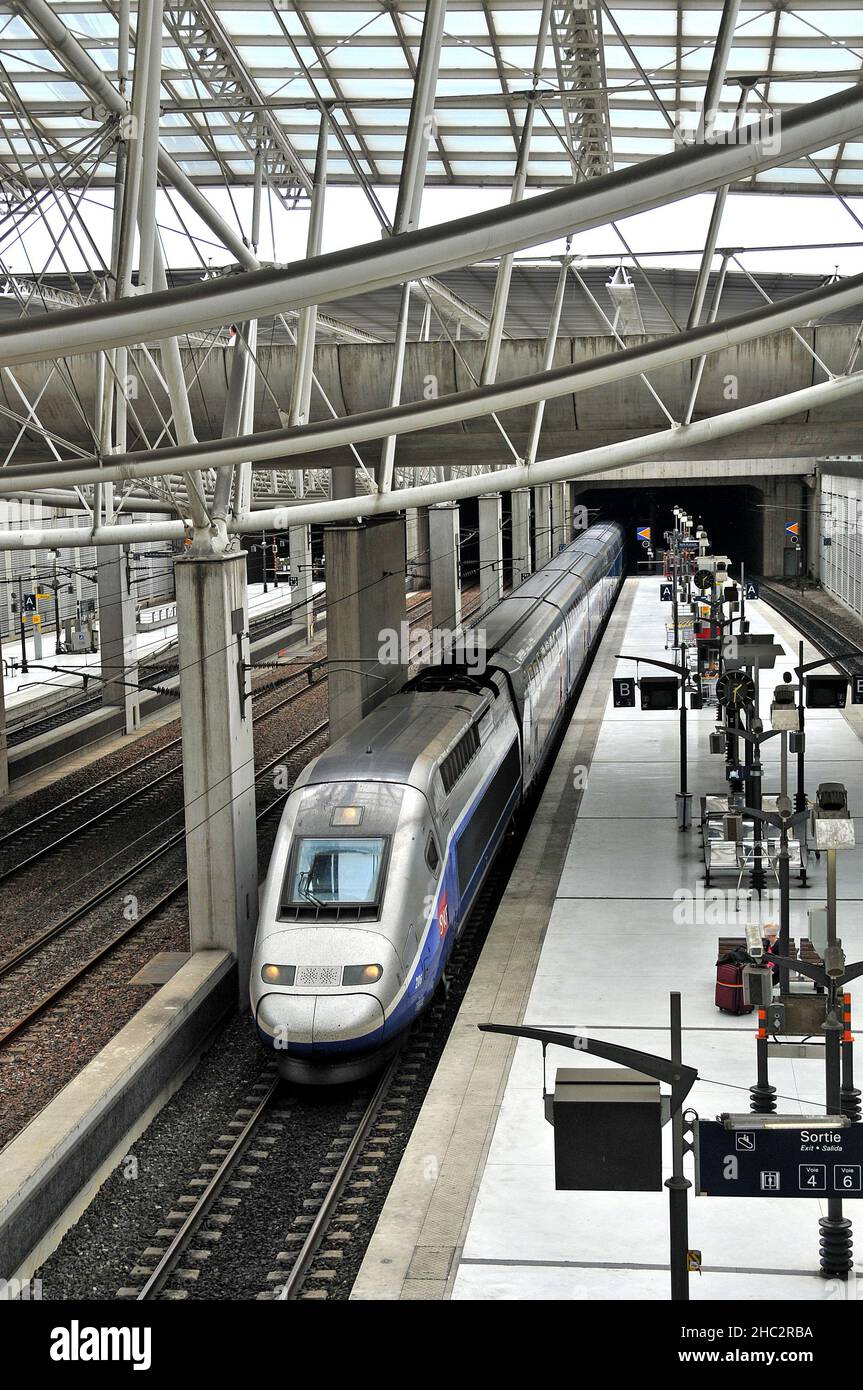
[352,575,863,1302]
[2,579,320,712]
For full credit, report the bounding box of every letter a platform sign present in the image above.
[695,1120,863,1198]
[659,582,673,602]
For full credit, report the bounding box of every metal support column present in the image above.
[378,0,448,491]
[525,251,570,465]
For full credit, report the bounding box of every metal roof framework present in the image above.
[2,2,863,194]
[2,2,863,546]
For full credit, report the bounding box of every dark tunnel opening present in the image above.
[572,484,764,575]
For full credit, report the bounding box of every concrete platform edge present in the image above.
[350,579,637,1301]
[0,949,236,1283]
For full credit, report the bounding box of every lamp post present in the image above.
[617,651,697,829]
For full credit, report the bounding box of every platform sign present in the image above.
[852,675,863,706]
[786,521,800,544]
[744,581,759,601]
[636,525,651,545]
[695,1120,863,1198]
[612,677,636,708]
[22,593,36,613]
[659,582,673,602]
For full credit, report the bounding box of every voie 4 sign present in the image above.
[695,1120,863,1199]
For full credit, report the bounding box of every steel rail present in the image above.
[0,721,329,1047]
[0,86,862,366]
[276,1054,401,1300]
[136,1075,282,1301]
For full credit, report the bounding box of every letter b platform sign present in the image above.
[613,678,636,708]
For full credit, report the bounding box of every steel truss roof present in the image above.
[2,1,863,196]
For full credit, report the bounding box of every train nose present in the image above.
[256,992,385,1046]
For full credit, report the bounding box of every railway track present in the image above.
[1,589,439,878]
[0,723,329,1050]
[757,580,863,677]
[0,659,327,883]
[113,829,515,1301]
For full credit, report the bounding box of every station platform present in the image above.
[2,578,320,714]
[353,575,863,1302]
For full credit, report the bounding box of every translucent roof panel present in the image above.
[0,0,861,197]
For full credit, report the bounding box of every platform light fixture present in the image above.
[606,265,645,334]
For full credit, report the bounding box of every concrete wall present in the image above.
[819,471,863,616]
[4,333,863,465]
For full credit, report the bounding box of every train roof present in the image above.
[295,688,484,793]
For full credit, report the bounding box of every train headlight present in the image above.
[343,963,382,985]
[261,964,296,986]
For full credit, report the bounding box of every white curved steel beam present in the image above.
[1,268,861,495]
[0,85,862,366]
[2,368,861,549]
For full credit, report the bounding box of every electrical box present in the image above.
[805,674,848,709]
[808,907,828,957]
[783,995,829,1035]
[743,965,774,1008]
[640,676,679,710]
[550,1068,663,1192]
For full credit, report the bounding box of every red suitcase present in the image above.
[715,960,753,1015]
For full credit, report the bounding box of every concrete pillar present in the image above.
[0,672,8,802]
[288,524,314,644]
[511,487,532,587]
[405,506,430,590]
[533,484,551,570]
[331,465,357,501]
[478,493,503,614]
[429,502,461,632]
[760,476,810,578]
[326,516,407,743]
[551,482,566,555]
[563,483,574,545]
[175,550,258,1005]
[98,544,139,733]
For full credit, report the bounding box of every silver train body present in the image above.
[251,522,624,1082]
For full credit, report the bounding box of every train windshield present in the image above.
[284,837,387,910]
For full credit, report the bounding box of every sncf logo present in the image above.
[437,891,449,939]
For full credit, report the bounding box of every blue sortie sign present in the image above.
[696,1120,863,1198]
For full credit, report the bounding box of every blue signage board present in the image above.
[696,1120,863,1198]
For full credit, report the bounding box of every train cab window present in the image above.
[425,833,440,875]
[280,837,387,920]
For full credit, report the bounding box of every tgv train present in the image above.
[251,521,624,1082]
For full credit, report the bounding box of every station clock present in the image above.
[716,671,756,710]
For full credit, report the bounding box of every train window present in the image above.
[440,723,481,795]
[425,833,440,875]
[280,836,387,919]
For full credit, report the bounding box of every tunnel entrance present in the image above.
[573,483,763,574]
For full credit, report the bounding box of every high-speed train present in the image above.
[251,521,624,1082]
